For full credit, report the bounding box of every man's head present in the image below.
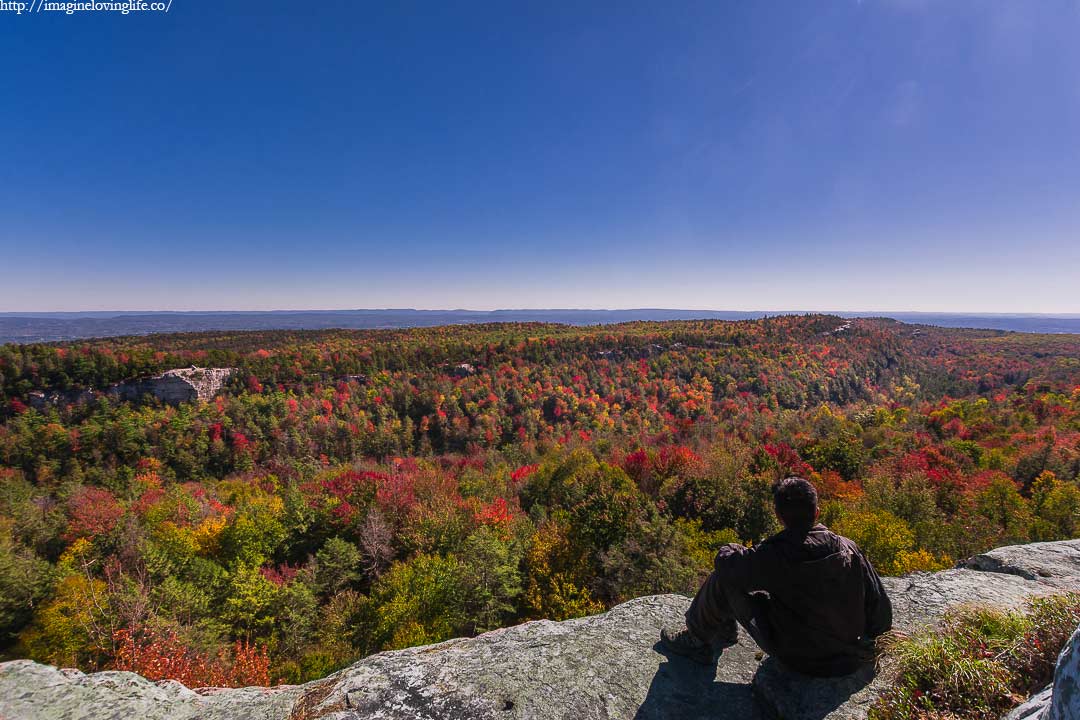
[772,477,819,532]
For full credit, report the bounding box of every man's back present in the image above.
[713,524,892,676]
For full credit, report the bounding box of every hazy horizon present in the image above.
[4,307,1080,345]
[4,307,1080,318]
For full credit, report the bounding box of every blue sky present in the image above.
[2,1,1079,312]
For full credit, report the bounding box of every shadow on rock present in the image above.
[633,643,760,720]
[751,657,876,720]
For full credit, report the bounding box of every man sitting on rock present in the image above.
[661,477,892,677]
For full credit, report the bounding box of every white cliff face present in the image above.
[159,367,234,402]
[3,539,1080,720]
[25,367,233,409]
[108,367,233,404]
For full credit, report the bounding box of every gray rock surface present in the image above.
[3,539,1080,720]
[961,539,1080,589]
[1048,624,1080,720]
[296,595,763,720]
[1005,685,1053,720]
[882,568,1054,632]
[0,659,303,720]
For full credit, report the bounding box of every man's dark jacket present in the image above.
[713,523,892,676]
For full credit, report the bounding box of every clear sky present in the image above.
[2,1,1079,313]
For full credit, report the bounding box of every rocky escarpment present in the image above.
[3,539,1080,720]
[108,367,233,405]
[25,368,234,409]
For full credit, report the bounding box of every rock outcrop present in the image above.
[1047,624,1080,720]
[1004,620,1080,720]
[451,363,477,378]
[21,368,233,410]
[1006,685,1055,720]
[4,539,1080,720]
[27,388,97,410]
[108,367,233,405]
[960,539,1080,590]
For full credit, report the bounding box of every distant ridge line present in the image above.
[1,309,1079,344]
[3,308,1080,318]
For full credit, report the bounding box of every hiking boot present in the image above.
[660,625,715,665]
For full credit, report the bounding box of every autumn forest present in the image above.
[1,315,1078,687]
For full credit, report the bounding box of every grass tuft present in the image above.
[869,593,1080,720]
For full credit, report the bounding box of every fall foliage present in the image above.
[1,316,1079,685]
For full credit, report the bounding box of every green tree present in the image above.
[738,474,781,543]
[1030,472,1080,541]
[368,553,466,651]
[458,526,522,633]
[598,511,699,603]
[314,537,362,596]
[833,508,915,576]
[521,520,603,621]
[0,519,54,646]
[272,579,318,659]
[975,476,1031,544]
[803,432,866,482]
[218,495,286,567]
[222,564,277,637]
[18,540,111,669]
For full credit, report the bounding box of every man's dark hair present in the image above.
[772,477,818,532]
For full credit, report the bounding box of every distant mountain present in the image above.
[1,309,1078,344]
[873,313,1080,334]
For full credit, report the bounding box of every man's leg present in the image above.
[723,589,776,657]
[684,571,740,647]
[686,572,777,655]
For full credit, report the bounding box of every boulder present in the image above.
[961,539,1080,589]
[1048,624,1080,720]
[27,388,98,409]
[1005,686,1053,720]
[4,538,1080,720]
[450,363,477,378]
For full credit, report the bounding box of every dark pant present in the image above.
[685,571,776,654]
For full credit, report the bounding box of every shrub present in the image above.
[112,628,271,688]
[870,594,1080,720]
[833,508,916,576]
[1008,593,1080,693]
